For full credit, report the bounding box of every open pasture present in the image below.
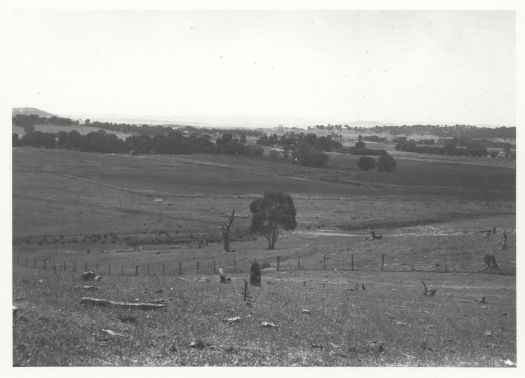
[12,147,516,366]
[12,265,516,366]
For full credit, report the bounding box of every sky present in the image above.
[8,10,515,127]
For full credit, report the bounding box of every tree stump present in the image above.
[484,255,499,272]
[250,262,261,287]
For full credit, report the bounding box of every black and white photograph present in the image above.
[2,0,521,370]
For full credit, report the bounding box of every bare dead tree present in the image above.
[221,209,235,252]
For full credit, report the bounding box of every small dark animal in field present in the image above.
[361,283,366,290]
[484,255,499,272]
[476,297,487,304]
[260,261,271,269]
[198,239,208,248]
[81,271,97,281]
[421,281,436,296]
[250,262,261,287]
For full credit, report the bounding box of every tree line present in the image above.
[12,129,264,157]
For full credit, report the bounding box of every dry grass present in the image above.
[13,266,515,366]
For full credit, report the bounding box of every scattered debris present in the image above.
[74,285,99,291]
[189,340,205,349]
[311,343,324,349]
[503,359,516,367]
[484,330,492,337]
[393,320,408,327]
[38,279,44,283]
[348,283,360,291]
[367,340,384,353]
[118,315,136,323]
[101,329,128,338]
[400,352,416,359]
[421,281,436,296]
[219,267,232,283]
[329,342,340,349]
[81,271,97,281]
[195,276,209,283]
[260,321,277,328]
[155,290,163,294]
[95,275,103,281]
[81,297,166,310]
[169,345,177,352]
[301,309,311,315]
[223,316,241,324]
[150,299,168,305]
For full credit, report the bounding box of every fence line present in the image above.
[12,253,515,276]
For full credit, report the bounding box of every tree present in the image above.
[293,142,328,167]
[221,209,235,252]
[249,192,297,249]
[357,156,376,171]
[377,154,397,172]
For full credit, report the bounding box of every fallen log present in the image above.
[80,297,166,310]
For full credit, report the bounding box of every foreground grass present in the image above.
[13,266,515,366]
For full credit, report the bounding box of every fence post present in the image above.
[297,256,300,270]
[196,261,199,274]
[163,263,165,276]
[323,255,326,270]
[277,256,280,271]
[381,254,385,272]
[351,254,354,271]
[444,256,447,272]
[233,257,236,273]
[135,265,139,275]
[179,262,182,275]
[213,260,216,274]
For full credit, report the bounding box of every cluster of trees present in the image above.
[256,132,342,167]
[362,135,387,142]
[257,132,342,152]
[309,124,515,139]
[12,114,78,132]
[357,155,397,172]
[395,138,489,157]
[346,137,387,156]
[12,130,263,157]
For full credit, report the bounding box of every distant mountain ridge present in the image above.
[12,107,56,118]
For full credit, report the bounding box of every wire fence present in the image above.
[13,252,515,277]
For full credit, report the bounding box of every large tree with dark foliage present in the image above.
[377,154,397,172]
[249,192,297,250]
[293,142,328,167]
[357,156,376,171]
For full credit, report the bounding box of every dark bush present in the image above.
[377,154,397,172]
[357,156,376,171]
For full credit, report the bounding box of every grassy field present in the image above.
[12,146,516,366]
[13,266,515,366]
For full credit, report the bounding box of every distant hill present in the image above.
[12,107,56,118]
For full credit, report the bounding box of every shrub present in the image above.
[357,156,376,171]
[377,154,397,172]
[293,142,328,167]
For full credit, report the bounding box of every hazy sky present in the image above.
[8,10,515,126]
